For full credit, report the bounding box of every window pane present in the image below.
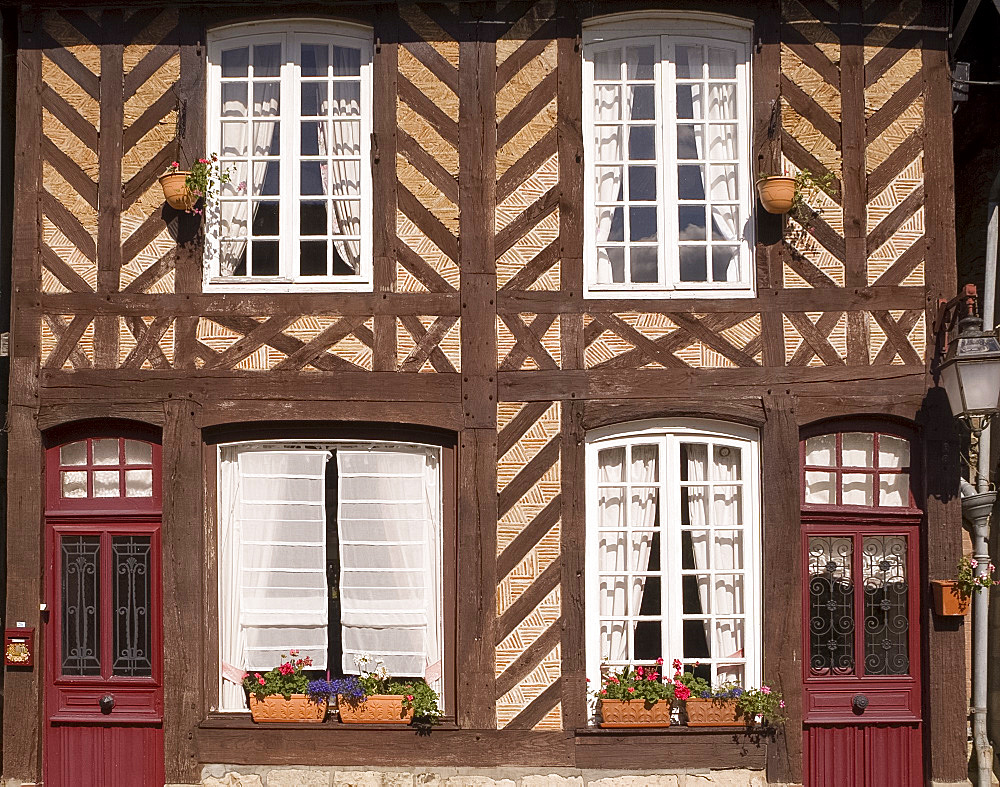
[252,44,281,76]
[252,162,280,195]
[809,536,855,675]
[626,45,655,80]
[250,241,279,275]
[596,247,625,284]
[862,535,908,676]
[301,162,326,196]
[712,247,739,282]
[628,85,655,120]
[713,445,741,479]
[112,536,153,676]
[843,473,873,506]
[221,46,249,77]
[681,443,708,480]
[332,83,361,115]
[93,470,120,497]
[679,247,707,281]
[301,82,328,116]
[61,536,101,675]
[595,85,621,121]
[675,84,701,119]
[329,125,361,157]
[125,440,152,465]
[333,45,361,76]
[300,201,327,235]
[678,165,706,200]
[878,435,910,468]
[804,470,835,504]
[221,122,248,156]
[683,619,711,658]
[630,247,658,283]
[707,85,736,120]
[125,469,153,498]
[714,576,744,614]
[630,206,657,242]
[221,83,247,117]
[301,43,329,77]
[843,432,874,467]
[633,620,661,660]
[678,206,706,240]
[714,530,743,570]
[333,242,361,274]
[60,441,87,466]
[597,206,623,242]
[712,487,741,527]
[61,470,87,498]
[594,48,622,80]
[595,126,622,161]
[221,202,248,238]
[677,125,703,160]
[805,435,836,466]
[683,572,708,613]
[93,439,119,465]
[714,618,744,658]
[252,122,279,156]
[300,121,324,156]
[636,575,661,615]
[251,202,280,236]
[253,83,280,116]
[879,473,910,507]
[708,47,737,79]
[627,126,655,160]
[676,45,704,79]
[300,241,328,275]
[221,242,247,276]
[628,166,656,201]
[682,530,709,570]
[598,488,625,528]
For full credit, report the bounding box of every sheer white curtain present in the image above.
[320,46,362,272]
[221,45,281,275]
[712,448,743,682]
[337,447,442,693]
[594,47,623,285]
[696,47,741,282]
[685,443,711,625]
[598,445,657,663]
[218,447,331,711]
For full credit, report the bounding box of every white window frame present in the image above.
[584,419,762,703]
[215,439,444,712]
[582,12,754,299]
[205,20,374,292]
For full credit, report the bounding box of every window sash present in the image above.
[583,25,753,298]
[205,23,374,290]
[585,423,761,698]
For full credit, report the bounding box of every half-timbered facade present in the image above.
[2,1,967,785]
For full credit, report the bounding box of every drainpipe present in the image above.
[968,170,1000,787]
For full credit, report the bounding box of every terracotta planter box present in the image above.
[684,698,744,727]
[248,694,327,723]
[931,579,971,616]
[337,693,414,724]
[756,176,796,214]
[598,698,671,728]
[158,171,197,211]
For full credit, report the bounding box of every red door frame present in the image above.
[42,433,164,787]
[799,425,924,787]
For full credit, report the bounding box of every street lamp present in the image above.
[937,284,1000,433]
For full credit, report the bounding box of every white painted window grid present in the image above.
[582,13,754,299]
[205,21,373,292]
[585,420,762,706]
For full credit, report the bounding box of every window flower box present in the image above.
[337,694,414,724]
[598,698,672,728]
[248,694,327,723]
[931,579,971,616]
[684,698,744,727]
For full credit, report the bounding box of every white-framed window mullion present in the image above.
[659,36,678,293]
[283,32,298,280]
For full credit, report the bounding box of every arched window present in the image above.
[585,420,761,696]
[46,436,161,513]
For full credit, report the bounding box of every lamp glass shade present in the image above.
[939,338,1000,417]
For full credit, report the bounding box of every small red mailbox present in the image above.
[5,627,34,667]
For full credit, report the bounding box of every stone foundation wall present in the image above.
[186,768,773,787]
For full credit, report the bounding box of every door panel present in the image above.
[45,523,163,787]
[803,526,922,787]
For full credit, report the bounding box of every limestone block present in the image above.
[267,769,331,787]
[519,777,584,787]
[443,778,516,787]
[203,775,264,787]
[681,771,766,787]
[333,772,414,787]
[587,777,679,787]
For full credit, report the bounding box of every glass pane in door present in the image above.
[112,536,153,677]
[61,536,101,676]
[808,536,854,675]
[862,535,909,676]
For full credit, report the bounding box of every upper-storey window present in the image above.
[206,21,373,291]
[802,431,914,510]
[583,14,753,298]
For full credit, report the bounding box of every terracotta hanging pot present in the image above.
[684,698,745,727]
[248,694,328,723]
[158,171,197,211]
[756,176,796,214]
[337,694,414,724]
[598,698,672,728]
[931,579,971,616]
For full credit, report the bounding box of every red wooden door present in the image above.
[44,436,164,787]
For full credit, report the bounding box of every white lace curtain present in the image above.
[598,445,657,663]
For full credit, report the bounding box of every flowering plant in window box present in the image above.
[668,659,742,727]
[333,654,442,726]
[595,659,675,728]
[933,556,995,616]
[158,154,232,214]
[733,684,785,727]
[241,651,328,723]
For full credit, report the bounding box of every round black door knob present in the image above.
[852,694,869,712]
[99,694,115,714]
